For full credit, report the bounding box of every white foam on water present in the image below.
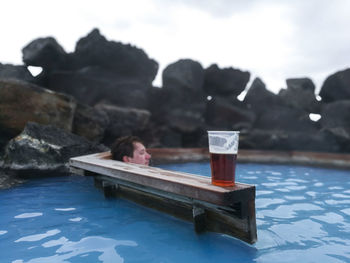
[15,229,61,242]
[14,213,43,219]
[69,217,82,222]
[55,208,76,211]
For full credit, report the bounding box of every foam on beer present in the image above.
[208,131,239,154]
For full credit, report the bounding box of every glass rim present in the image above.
[207,131,240,134]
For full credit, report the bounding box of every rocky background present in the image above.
[1,28,350,182]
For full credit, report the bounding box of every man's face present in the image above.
[126,142,151,166]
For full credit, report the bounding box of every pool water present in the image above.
[0,163,350,263]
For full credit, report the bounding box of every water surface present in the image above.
[0,163,350,262]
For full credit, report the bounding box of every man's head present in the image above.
[111,136,151,166]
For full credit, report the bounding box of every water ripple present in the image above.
[15,229,61,243]
[14,213,43,219]
[14,236,137,263]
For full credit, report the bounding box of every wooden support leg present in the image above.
[102,181,118,198]
[246,199,257,243]
[94,177,103,189]
[193,206,206,233]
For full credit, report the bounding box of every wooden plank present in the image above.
[92,174,256,244]
[70,152,255,207]
[69,152,257,244]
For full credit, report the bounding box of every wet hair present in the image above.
[111,136,143,161]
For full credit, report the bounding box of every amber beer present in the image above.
[210,153,237,186]
[208,131,239,187]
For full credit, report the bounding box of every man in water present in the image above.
[111,136,151,166]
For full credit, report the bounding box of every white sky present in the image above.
[1,0,350,94]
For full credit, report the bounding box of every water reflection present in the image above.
[13,236,137,263]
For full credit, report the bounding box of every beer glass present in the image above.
[208,131,239,187]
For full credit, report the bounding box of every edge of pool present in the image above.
[148,148,350,170]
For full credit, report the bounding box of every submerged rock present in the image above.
[2,122,107,176]
[0,170,25,189]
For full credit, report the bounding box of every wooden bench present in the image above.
[69,151,257,244]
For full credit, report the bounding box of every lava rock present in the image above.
[72,103,110,142]
[253,105,318,133]
[203,64,250,97]
[279,78,321,113]
[47,66,151,108]
[319,68,350,103]
[22,37,68,70]
[320,100,350,130]
[95,103,151,146]
[286,78,316,92]
[319,100,350,152]
[205,97,256,131]
[244,77,285,113]
[2,122,107,176]
[0,79,76,148]
[162,59,204,93]
[70,28,158,84]
[0,63,34,82]
[240,129,340,152]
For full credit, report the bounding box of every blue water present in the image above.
[0,163,350,263]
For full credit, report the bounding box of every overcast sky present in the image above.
[1,0,350,94]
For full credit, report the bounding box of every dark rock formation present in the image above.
[22,37,68,70]
[319,68,350,103]
[163,59,204,93]
[203,64,250,97]
[72,103,109,142]
[22,29,157,109]
[240,129,340,153]
[205,97,256,131]
[0,63,34,82]
[253,106,318,133]
[320,100,350,130]
[149,59,206,134]
[245,77,318,132]
[241,77,331,151]
[320,100,350,152]
[244,77,285,112]
[70,28,158,84]
[47,66,151,107]
[279,78,321,113]
[161,59,206,110]
[0,170,25,189]
[95,103,151,146]
[1,28,350,161]
[0,79,76,149]
[2,122,107,176]
[286,78,316,91]
[147,59,207,147]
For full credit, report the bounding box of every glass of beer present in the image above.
[208,131,239,187]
